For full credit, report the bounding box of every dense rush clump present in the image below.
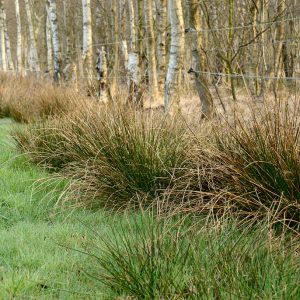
[14,106,188,207]
[174,103,300,230]
[214,104,300,227]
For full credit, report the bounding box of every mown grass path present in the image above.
[0,119,112,299]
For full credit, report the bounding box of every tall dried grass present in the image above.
[0,72,76,122]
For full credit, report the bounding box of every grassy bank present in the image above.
[1,119,300,299]
[0,118,113,299]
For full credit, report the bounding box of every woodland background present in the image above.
[0,0,299,114]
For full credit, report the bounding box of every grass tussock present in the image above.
[175,102,300,230]
[0,72,77,122]
[91,212,300,299]
[216,103,300,225]
[14,105,188,207]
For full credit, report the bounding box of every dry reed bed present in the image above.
[0,72,80,122]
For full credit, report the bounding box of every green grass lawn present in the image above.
[0,119,114,299]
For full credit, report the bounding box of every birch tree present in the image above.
[48,0,61,81]
[145,0,159,100]
[266,1,285,92]
[189,0,213,117]
[2,8,13,70]
[45,4,52,75]
[127,0,142,106]
[96,47,109,102]
[111,0,119,95]
[137,0,145,74]
[157,0,167,88]
[164,0,185,112]
[0,0,6,71]
[24,0,40,73]
[15,0,22,73]
[82,0,93,74]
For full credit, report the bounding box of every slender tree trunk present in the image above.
[15,0,22,73]
[137,0,145,77]
[189,0,213,117]
[45,4,52,76]
[82,0,93,74]
[48,0,61,82]
[282,19,295,79]
[227,0,237,101]
[63,0,71,67]
[0,0,7,71]
[2,9,14,70]
[111,0,119,96]
[265,2,285,93]
[157,0,167,89]
[23,29,28,74]
[145,0,159,101]
[127,0,142,106]
[164,0,184,113]
[122,40,129,69]
[24,0,40,73]
[211,4,223,84]
[128,0,136,51]
[96,47,109,102]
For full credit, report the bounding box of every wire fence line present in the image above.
[75,70,300,82]
[87,16,300,48]
[193,71,300,81]
[3,67,300,83]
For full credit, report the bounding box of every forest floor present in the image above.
[0,118,119,299]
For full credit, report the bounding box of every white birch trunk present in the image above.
[164,0,184,112]
[128,52,142,106]
[96,47,109,102]
[128,52,140,86]
[145,0,159,100]
[45,5,52,75]
[126,0,142,106]
[24,0,40,73]
[48,0,61,81]
[157,0,167,88]
[122,40,129,69]
[82,0,93,73]
[128,0,136,51]
[2,9,13,70]
[15,0,22,73]
[23,30,27,74]
[0,1,6,71]
[111,0,119,95]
